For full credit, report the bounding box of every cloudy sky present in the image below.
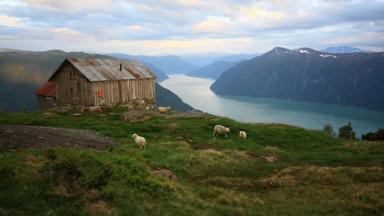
[0,0,383,55]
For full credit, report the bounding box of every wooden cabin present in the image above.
[36,58,156,110]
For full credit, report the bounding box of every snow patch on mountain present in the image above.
[299,50,310,54]
[319,54,337,58]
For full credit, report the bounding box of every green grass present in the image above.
[0,110,383,215]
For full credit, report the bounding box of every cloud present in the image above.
[48,27,91,40]
[324,32,384,46]
[192,16,232,33]
[22,0,115,13]
[0,0,383,54]
[0,15,27,28]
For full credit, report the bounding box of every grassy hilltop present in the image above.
[0,109,383,215]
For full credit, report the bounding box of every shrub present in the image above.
[41,156,82,192]
[0,164,16,187]
[41,155,113,193]
[78,159,112,189]
[338,123,356,139]
[112,158,172,197]
[43,148,57,161]
[168,122,181,132]
[323,123,335,137]
[361,128,384,141]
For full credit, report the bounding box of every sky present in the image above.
[0,0,383,55]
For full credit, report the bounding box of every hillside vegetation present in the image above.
[0,110,383,215]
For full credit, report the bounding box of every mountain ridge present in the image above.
[109,53,197,74]
[186,61,237,79]
[211,47,384,111]
[180,53,258,67]
[321,46,369,54]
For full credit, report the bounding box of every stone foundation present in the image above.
[37,96,57,110]
[69,98,156,112]
[120,98,156,110]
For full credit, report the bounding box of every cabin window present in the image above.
[77,82,81,93]
[70,87,73,98]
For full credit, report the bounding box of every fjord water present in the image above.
[161,75,384,137]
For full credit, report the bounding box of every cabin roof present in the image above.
[50,58,156,82]
[36,81,56,97]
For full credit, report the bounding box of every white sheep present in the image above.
[239,131,247,139]
[132,133,146,149]
[158,106,171,113]
[213,125,230,138]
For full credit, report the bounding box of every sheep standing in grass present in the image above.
[158,106,171,113]
[132,133,146,149]
[239,131,247,139]
[213,125,230,138]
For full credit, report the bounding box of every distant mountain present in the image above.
[186,61,237,79]
[321,46,368,54]
[109,53,197,74]
[180,53,258,67]
[214,53,258,62]
[211,47,384,111]
[0,49,193,112]
[138,63,168,82]
[0,48,25,53]
[179,54,223,67]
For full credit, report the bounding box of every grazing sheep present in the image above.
[239,131,247,139]
[213,125,230,138]
[158,106,171,113]
[132,133,146,149]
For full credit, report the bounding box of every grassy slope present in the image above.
[0,110,383,215]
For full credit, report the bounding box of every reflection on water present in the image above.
[161,75,384,136]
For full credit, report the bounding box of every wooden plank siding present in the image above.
[53,63,155,107]
[54,63,93,106]
[91,78,155,106]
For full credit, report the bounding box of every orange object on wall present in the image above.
[97,89,104,97]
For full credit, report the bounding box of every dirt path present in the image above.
[0,125,114,150]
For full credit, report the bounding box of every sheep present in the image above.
[213,125,230,138]
[239,131,247,139]
[158,106,171,113]
[132,133,146,149]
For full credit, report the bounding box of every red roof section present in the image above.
[36,81,56,97]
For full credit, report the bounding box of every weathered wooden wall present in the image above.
[91,78,155,106]
[53,62,93,106]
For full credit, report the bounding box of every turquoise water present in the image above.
[161,75,384,137]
